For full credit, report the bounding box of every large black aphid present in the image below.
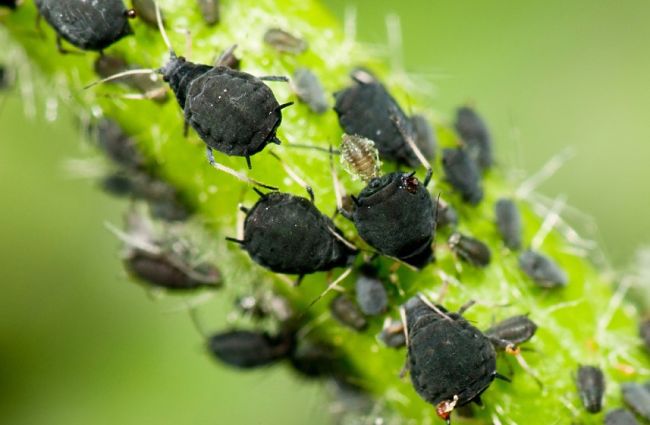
[88,3,292,170]
[35,0,135,52]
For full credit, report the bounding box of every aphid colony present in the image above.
[41,1,648,423]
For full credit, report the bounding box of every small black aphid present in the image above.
[454,106,492,171]
[495,198,522,250]
[94,54,168,103]
[640,318,650,352]
[436,197,458,229]
[330,294,368,331]
[263,28,308,55]
[0,65,9,90]
[379,319,406,348]
[411,114,437,162]
[289,339,343,379]
[355,265,388,316]
[484,315,537,346]
[605,409,639,425]
[442,147,483,205]
[0,0,18,10]
[35,0,135,52]
[197,0,220,26]
[208,330,292,369]
[125,248,221,290]
[621,382,650,421]
[448,232,491,268]
[405,296,499,423]
[576,365,605,413]
[94,119,146,170]
[291,68,328,114]
[334,70,420,167]
[231,192,356,278]
[518,250,568,288]
[132,0,159,27]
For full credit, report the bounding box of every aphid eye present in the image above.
[403,175,419,193]
[126,9,137,19]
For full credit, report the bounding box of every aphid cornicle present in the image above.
[576,365,605,413]
[495,198,522,250]
[229,191,357,279]
[404,297,500,424]
[454,106,493,171]
[334,70,423,167]
[621,382,650,421]
[484,315,537,346]
[355,265,388,316]
[605,409,639,425]
[518,250,568,288]
[330,294,368,331]
[448,232,491,268]
[339,134,436,269]
[442,147,483,205]
[208,329,292,369]
[35,0,135,52]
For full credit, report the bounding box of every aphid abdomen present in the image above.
[186,67,281,156]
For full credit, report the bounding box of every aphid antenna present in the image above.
[104,221,161,255]
[83,69,158,90]
[531,194,566,250]
[302,267,354,314]
[417,293,453,322]
[207,147,278,190]
[268,151,314,202]
[154,0,173,54]
[215,44,238,67]
[390,108,432,186]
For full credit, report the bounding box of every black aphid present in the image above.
[88,4,291,169]
[484,315,537,346]
[35,0,135,52]
[379,319,406,348]
[338,134,436,269]
[132,0,159,28]
[435,198,459,229]
[495,198,522,250]
[289,339,343,379]
[291,68,328,114]
[404,296,501,424]
[330,294,368,331]
[0,65,10,90]
[263,28,308,54]
[640,318,650,352]
[411,114,437,162]
[621,382,650,420]
[576,365,605,413]
[208,330,292,369]
[355,265,388,316]
[454,106,493,171]
[605,409,639,425]
[0,0,18,9]
[229,191,356,279]
[442,147,483,205]
[518,250,568,288]
[94,54,168,102]
[94,119,146,170]
[197,0,219,25]
[448,232,491,268]
[334,69,421,167]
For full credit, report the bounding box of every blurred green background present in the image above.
[1,1,649,424]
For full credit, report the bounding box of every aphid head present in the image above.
[340,134,381,182]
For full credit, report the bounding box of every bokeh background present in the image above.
[1,1,649,424]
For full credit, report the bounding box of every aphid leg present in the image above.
[215,44,238,67]
[494,372,512,383]
[504,344,544,388]
[268,151,314,202]
[391,106,433,186]
[303,267,353,311]
[245,155,252,169]
[206,147,277,190]
[225,236,244,245]
[183,119,189,137]
[259,76,290,82]
[294,274,305,287]
[398,304,411,378]
[55,35,78,55]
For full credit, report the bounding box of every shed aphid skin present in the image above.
[605,409,640,425]
[85,1,292,176]
[355,264,388,316]
[340,134,382,182]
[442,147,483,205]
[448,232,491,268]
[94,54,168,102]
[402,296,507,424]
[291,68,329,114]
[35,0,136,53]
[640,318,650,352]
[334,69,422,167]
[132,0,159,28]
[454,106,493,171]
[411,114,437,162]
[575,365,605,413]
[330,294,368,331]
[208,329,293,369]
[197,0,220,26]
[621,382,650,420]
[263,28,308,55]
[518,250,568,288]
[495,198,522,250]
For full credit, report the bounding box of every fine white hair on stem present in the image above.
[343,5,357,44]
[516,147,575,199]
[385,13,404,75]
[531,195,567,250]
